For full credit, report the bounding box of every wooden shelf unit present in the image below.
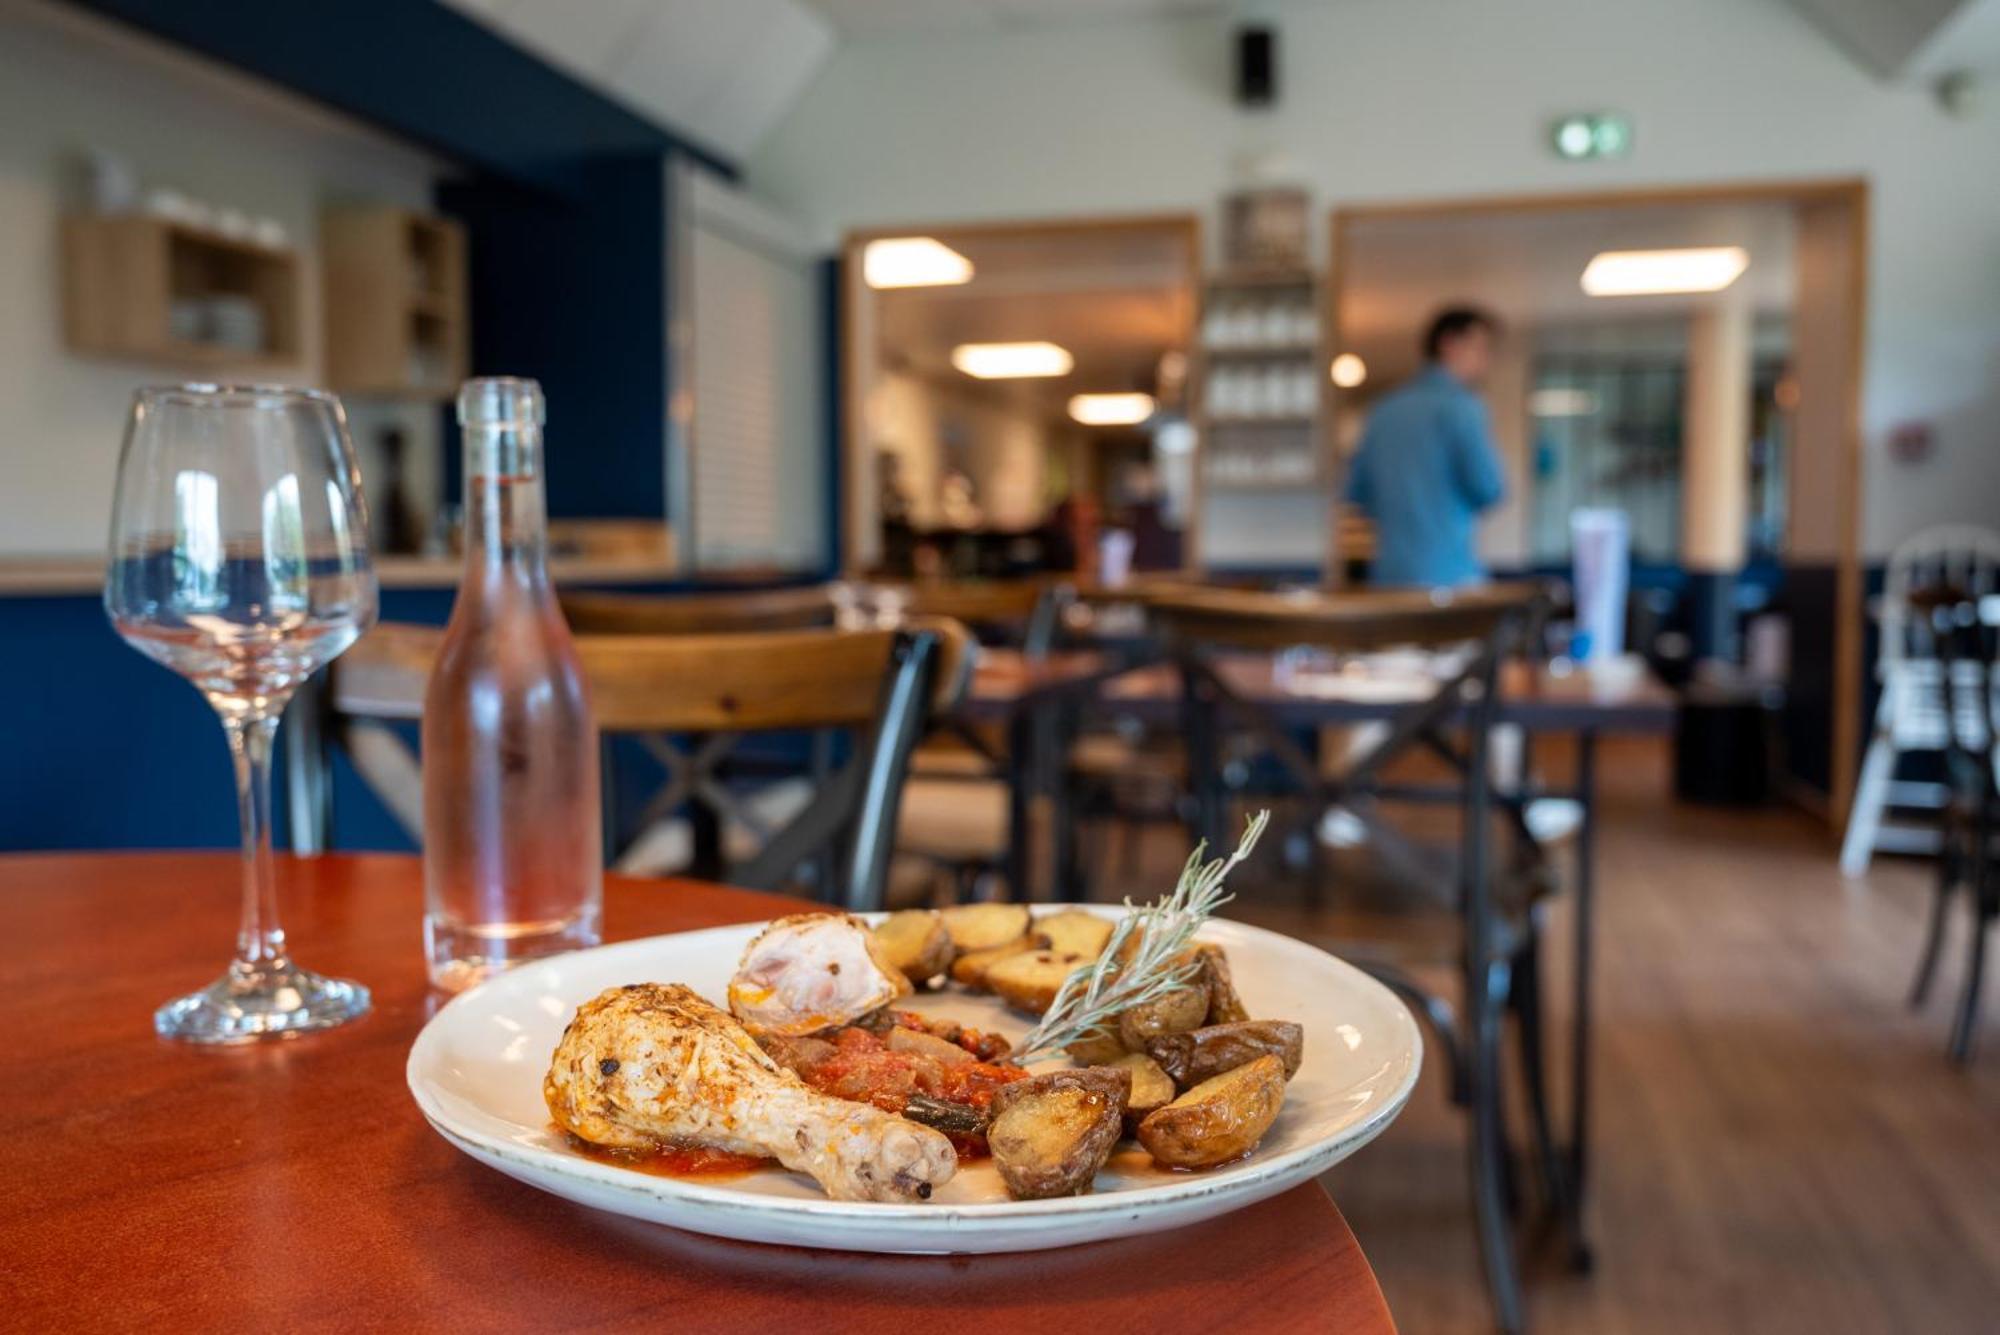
[321,207,468,398]
[61,215,304,368]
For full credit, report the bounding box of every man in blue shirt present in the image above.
[1344,308,1506,588]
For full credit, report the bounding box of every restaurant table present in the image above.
[1,853,1395,1334]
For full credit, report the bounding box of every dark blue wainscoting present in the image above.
[2,593,238,851]
[3,578,831,853]
[0,588,448,853]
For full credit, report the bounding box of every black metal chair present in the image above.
[1149,582,1566,1335]
[1907,584,1999,1063]
[284,618,971,911]
[893,579,1077,902]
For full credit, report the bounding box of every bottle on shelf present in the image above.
[421,377,604,992]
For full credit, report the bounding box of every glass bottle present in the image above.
[422,377,602,991]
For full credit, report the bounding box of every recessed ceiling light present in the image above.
[1329,353,1367,389]
[1581,246,1748,297]
[863,237,973,289]
[1068,392,1155,426]
[951,341,1074,379]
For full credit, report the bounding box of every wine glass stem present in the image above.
[224,713,287,971]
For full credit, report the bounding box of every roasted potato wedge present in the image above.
[986,949,1090,1014]
[1116,982,1210,1050]
[1147,1020,1304,1090]
[949,937,1031,990]
[1032,910,1114,960]
[872,910,954,984]
[1194,942,1251,1024]
[1102,1052,1176,1132]
[885,1025,974,1066]
[940,902,1033,953]
[1137,1054,1287,1169]
[987,1068,1130,1199]
[1063,1021,1128,1066]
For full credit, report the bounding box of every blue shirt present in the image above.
[1344,366,1505,588]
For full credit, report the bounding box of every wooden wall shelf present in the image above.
[322,207,468,399]
[61,215,304,368]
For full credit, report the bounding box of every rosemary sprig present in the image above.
[1009,810,1269,1065]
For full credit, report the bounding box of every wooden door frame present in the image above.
[1327,178,1871,824]
[838,211,1204,577]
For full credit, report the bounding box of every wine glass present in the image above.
[105,385,379,1043]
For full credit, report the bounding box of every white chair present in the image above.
[1841,524,2000,876]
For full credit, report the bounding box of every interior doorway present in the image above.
[840,214,1201,582]
[1328,180,1868,820]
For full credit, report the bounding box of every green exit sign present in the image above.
[1550,113,1632,161]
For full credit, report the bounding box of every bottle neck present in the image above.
[462,423,549,577]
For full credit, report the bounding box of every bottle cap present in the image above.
[457,377,545,428]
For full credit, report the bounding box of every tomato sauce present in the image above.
[564,1133,774,1180]
[792,1024,1027,1157]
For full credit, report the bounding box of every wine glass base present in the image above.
[154,960,371,1044]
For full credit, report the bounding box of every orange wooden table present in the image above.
[0,853,1394,1334]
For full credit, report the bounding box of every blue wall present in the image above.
[62,0,731,193]
[439,157,671,520]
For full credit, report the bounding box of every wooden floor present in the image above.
[1083,739,2000,1334]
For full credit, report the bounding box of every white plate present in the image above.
[407,910,1420,1255]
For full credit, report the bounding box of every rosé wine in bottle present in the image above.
[422,378,602,991]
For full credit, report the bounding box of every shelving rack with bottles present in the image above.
[1196,267,1326,495]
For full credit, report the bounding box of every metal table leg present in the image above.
[1006,708,1033,902]
[1566,726,1598,1269]
[1051,697,1083,901]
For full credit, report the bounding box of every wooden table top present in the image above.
[0,853,1393,1335]
[970,647,1676,732]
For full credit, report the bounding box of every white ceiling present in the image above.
[436,0,836,160]
[1907,0,2000,78]
[807,0,1225,33]
[1781,0,2000,78]
[1340,202,1799,386]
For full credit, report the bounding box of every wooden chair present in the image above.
[871,577,1067,651]
[1842,524,2000,876]
[873,578,1072,901]
[1907,584,2000,1063]
[285,618,973,911]
[1147,581,1559,1335]
[557,583,836,636]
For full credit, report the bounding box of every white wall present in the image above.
[0,0,447,557]
[867,370,1051,531]
[749,0,2000,559]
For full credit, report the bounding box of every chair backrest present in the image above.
[869,578,1067,655]
[1144,581,1546,655]
[1882,525,2000,669]
[1910,585,2000,775]
[557,584,837,636]
[329,617,972,729]
[296,617,974,910]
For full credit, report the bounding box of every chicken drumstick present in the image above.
[545,982,957,1203]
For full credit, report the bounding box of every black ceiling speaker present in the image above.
[1237,26,1276,107]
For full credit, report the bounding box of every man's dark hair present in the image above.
[1423,306,1497,360]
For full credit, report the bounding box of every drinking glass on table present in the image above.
[104,384,378,1043]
